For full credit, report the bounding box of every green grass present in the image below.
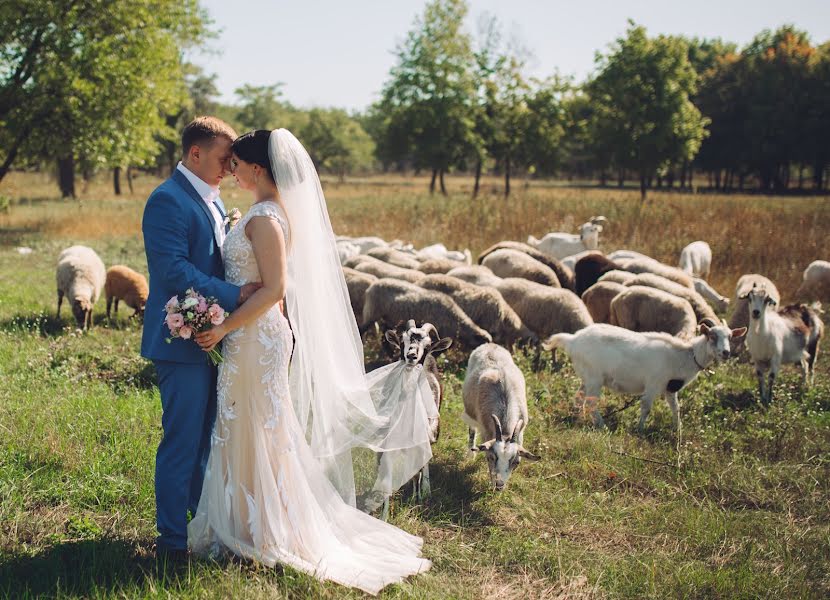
[0,174,828,598]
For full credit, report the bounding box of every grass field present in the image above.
[1,171,829,598]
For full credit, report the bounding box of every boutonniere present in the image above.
[224,207,242,228]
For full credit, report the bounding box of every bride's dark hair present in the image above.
[231,130,276,183]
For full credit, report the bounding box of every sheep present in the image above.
[417,274,536,347]
[623,272,718,324]
[598,270,636,285]
[361,278,492,349]
[561,250,603,272]
[417,243,472,264]
[574,253,623,296]
[619,258,694,289]
[343,267,377,325]
[609,286,698,339]
[104,265,148,320]
[336,240,360,265]
[679,241,712,279]
[477,241,575,291]
[795,260,830,303]
[350,255,425,284]
[338,235,389,254]
[463,343,540,490]
[745,285,823,404]
[543,322,745,431]
[56,245,106,330]
[607,249,655,263]
[481,248,561,287]
[728,274,781,355]
[494,278,593,343]
[692,277,730,313]
[527,216,608,259]
[447,265,504,287]
[417,258,468,274]
[367,246,423,270]
[581,281,626,324]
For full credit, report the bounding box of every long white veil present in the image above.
[268,129,435,508]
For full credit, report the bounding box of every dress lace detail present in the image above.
[188,201,430,595]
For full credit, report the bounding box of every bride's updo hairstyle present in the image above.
[231,130,276,184]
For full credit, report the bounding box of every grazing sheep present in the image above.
[336,240,360,264]
[351,255,425,284]
[607,249,655,263]
[619,258,694,289]
[494,278,593,342]
[598,270,636,285]
[418,258,467,274]
[477,241,575,291]
[728,274,781,354]
[447,265,504,287]
[795,260,830,303]
[56,245,106,329]
[582,281,626,324]
[104,265,148,320]
[367,247,423,270]
[343,267,377,325]
[610,286,698,339]
[692,277,730,313]
[745,285,823,403]
[679,241,712,279]
[561,250,603,272]
[463,343,540,490]
[361,278,492,349]
[574,253,623,296]
[624,272,718,324]
[482,248,561,287]
[527,216,608,259]
[417,243,472,264]
[339,235,390,254]
[418,274,536,347]
[544,322,745,431]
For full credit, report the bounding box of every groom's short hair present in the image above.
[182,116,238,156]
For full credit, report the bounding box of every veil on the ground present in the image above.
[268,129,435,508]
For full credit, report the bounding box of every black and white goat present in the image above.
[744,285,823,403]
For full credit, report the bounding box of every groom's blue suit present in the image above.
[141,169,240,551]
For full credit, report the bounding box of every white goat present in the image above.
[527,216,608,260]
[679,241,712,279]
[462,344,540,490]
[544,322,745,432]
[417,243,472,265]
[744,286,823,404]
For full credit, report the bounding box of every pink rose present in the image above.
[165,295,179,313]
[208,303,225,325]
[178,325,193,340]
[196,298,208,313]
[165,312,184,332]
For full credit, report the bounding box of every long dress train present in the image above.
[188,201,431,595]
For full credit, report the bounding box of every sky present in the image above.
[190,0,830,112]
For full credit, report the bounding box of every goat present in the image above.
[527,216,608,259]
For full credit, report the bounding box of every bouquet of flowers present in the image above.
[164,288,229,365]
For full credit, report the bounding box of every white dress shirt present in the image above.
[176,161,226,249]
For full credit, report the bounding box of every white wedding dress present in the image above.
[188,200,431,595]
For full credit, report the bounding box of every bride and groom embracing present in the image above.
[140,117,433,594]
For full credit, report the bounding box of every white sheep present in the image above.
[610,286,698,339]
[56,245,106,329]
[463,343,540,490]
[598,270,636,285]
[692,277,730,313]
[795,260,830,303]
[477,241,575,291]
[350,255,425,284]
[367,247,423,270]
[481,248,561,287]
[343,267,378,325]
[447,265,504,287]
[679,241,712,278]
[619,257,694,289]
[744,285,823,403]
[544,322,746,431]
[417,243,472,264]
[623,272,718,324]
[607,249,655,263]
[527,216,608,260]
[336,240,361,265]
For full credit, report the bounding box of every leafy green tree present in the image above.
[0,0,209,195]
[587,22,709,199]
[378,0,479,194]
[299,109,375,180]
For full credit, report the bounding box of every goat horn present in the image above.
[510,419,524,442]
[421,322,439,342]
[406,319,416,329]
[490,414,503,441]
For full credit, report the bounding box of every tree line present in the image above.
[1,0,828,198]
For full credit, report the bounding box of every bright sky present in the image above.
[191,0,830,112]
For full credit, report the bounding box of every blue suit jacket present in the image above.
[141,170,241,363]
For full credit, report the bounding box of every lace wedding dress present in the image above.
[188,200,431,595]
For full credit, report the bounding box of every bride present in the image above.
[190,129,432,594]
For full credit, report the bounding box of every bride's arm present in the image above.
[195,215,287,353]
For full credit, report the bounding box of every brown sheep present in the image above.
[478,241,575,291]
[574,254,623,296]
[624,272,717,324]
[105,265,148,319]
[610,286,697,339]
[581,281,625,324]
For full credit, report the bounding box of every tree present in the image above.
[0,0,209,195]
[586,22,709,199]
[299,109,375,180]
[378,0,479,194]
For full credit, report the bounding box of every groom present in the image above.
[141,116,260,563]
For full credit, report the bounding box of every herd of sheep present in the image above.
[52,218,827,491]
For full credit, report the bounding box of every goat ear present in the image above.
[384,330,400,350]
[699,322,711,336]
[767,297,777,307]
[429,336,453,356]
[518,448,541,461]
[731,326,747,339]
[738,293,749,300]
[473,441,493,452]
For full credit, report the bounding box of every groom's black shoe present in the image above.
[154,544,191,577]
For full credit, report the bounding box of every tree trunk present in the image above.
[439,169,447,195]
[714,170,722,191]
[655,175,663,189]
[617,169,624,188]
[472,160,482,199]
[429,168,438,194]
[798,164,804,190]
[504,156,511,197]
[639,172,648,201]
[127,166,134,194]
[58,156,76,198]
[113,167,122,195]
[679,161,688,189]
[0,128,27,184]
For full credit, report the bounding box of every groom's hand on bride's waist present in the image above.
[238,282,263,304]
